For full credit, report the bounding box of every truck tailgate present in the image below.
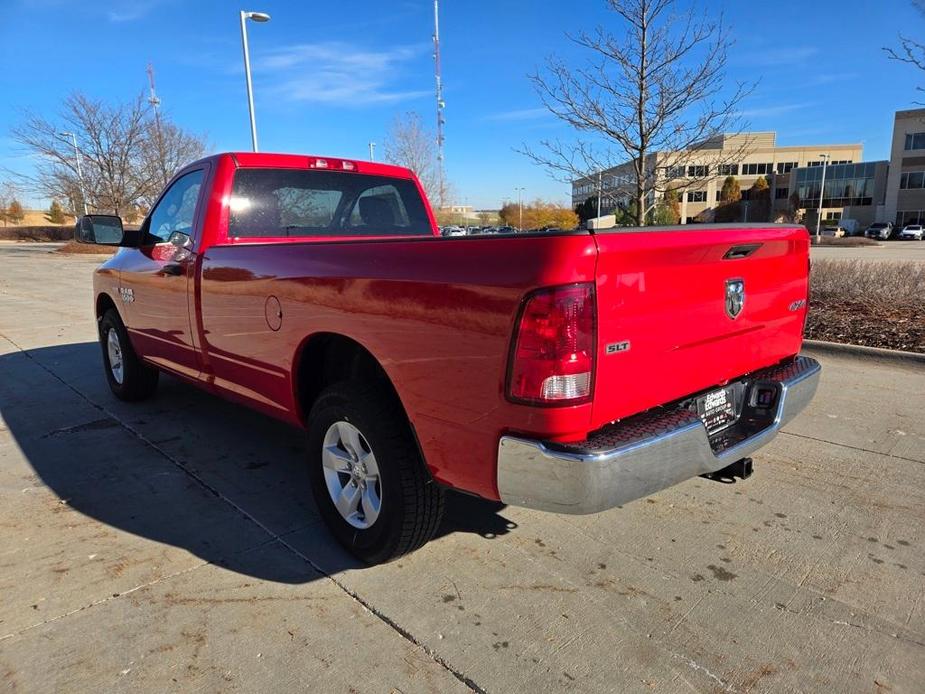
[590,225,809,429]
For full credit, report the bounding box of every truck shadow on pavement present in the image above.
[1,342,516,584]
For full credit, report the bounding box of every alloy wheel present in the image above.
[321,420,382,529]
[106,328,124,384]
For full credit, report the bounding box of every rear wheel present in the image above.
[306,381,445,564]
[99,309,159,401]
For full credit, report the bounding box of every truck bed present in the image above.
[199,224,809,500]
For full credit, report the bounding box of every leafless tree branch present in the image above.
[884,1,925,103]
[382,112,451,209]
[9,92,206,219]
[519,0,755,224]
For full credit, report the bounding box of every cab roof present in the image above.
[186,151,416,180]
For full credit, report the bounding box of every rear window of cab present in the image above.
[228,168,433,238]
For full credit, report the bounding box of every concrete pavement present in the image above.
[1,245,923,693]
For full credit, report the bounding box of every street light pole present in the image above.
[239,10,271,152]
[60,131,88,215]
[515,187,525,230]
[368,142,375,161]
[815,154,829,244]
[596,170,602,221]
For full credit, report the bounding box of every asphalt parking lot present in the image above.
[1,243,923,693]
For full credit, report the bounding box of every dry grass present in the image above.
[811,259,925,307]
[808,259,925,352]
[55,241,117,255]
[0,225,73,242]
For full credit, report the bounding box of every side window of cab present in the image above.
[143,170,205,244]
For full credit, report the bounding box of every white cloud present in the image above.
[106,0,172,22]
[807,72,859,86]
[256,42,430,106]
[739,46,819,67]
[734,102,815,118]
[483,108,549,122]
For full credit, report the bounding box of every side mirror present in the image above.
[167,231,194,262]
[75,215,124,246]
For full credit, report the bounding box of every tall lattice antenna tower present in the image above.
[432,0,446,208]
[146,62,161,115]
[147,62,168,184]
[146,61,164,139]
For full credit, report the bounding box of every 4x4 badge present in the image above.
[725,279,744,319]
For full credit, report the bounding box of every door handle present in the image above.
[161,263,184,276]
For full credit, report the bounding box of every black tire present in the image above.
[99,308,159,401]
[306,381,445,564]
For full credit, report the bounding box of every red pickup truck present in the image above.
[76,152,820,563]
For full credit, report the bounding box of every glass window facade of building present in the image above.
[898,210,924,225]
[900,171,925,189]
[742,162,773,175]
[795,162,876,207]
[905,132,925,150]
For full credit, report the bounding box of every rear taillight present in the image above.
[507,283,596,405]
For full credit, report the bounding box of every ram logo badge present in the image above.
[725,278,745,319]
[119,287,134,303]
[606,341,631,354]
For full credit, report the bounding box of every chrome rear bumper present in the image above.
[497,355,821,514]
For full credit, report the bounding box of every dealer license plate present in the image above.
[696,386,737,434]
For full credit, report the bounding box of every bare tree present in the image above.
[139,119,208,205]
[884,0,925,102]
[10,92,206,217]
[520,0,754,225]
[0,180,21,226]
[382,112,447,208]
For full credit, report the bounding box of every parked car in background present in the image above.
[838,219,860,236]
[442,226,466,237]
[822,226,847,238]
[899,223,924,240]
[865,222,893,240]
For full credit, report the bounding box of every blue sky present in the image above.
[0,0,922,208]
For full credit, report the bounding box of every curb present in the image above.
[803,339,925,366]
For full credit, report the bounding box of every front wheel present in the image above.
[306,381,445,564]
[99,309,159,401]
